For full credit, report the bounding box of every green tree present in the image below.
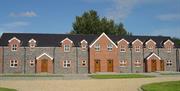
[70,10,131,35]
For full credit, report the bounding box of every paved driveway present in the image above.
[0,76,180,91]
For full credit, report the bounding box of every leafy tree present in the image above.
[173,38,180,46]
[70,10,131,35]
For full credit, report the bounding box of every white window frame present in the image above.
[119,60,126,67]
[30,60,35,67]
[167,46,172,53]
[120,45,126,52]
[63,60,71,68]
[82,60,86,66]
[11,44,17,51]
[95,44,100,51]
[107,43,113,51]
[167,60,172,66]
[135,60,141,67]
[82,44,87,51]
[135,46,140,52]
[29,41,36,48]
[64,45,70,52]
[10,60,18,68]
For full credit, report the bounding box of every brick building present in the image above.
[0,33,179,74]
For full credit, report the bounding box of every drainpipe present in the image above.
[35,56,37,73]
[142,47,144,72]
[130,48,133,73]
[76,47,78,74]
[24,47,26,74]
[176,48,179,72]
[53,47,56,74]
[2,47,4,74]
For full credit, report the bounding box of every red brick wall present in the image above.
[90,35,119,73]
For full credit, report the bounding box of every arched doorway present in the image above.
[41,59,48,72]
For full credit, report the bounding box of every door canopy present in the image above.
[36,53,53,60]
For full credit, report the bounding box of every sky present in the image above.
[0,0,180,38]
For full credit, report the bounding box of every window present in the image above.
[64,45,70,52]
[63,60,71,68]
[82,44,87,51]
[107,44,113,51]
[30,60,35,67]
[119,60,127,67]
[135,46,140,52]
[29,42,36,48]
[10,60,18,68]
[135,60,141,67]
[167,46,171,52]
[82,60,86,66]
[95,44,100,51]
[11,44,17,51]
[120,45,126,52]
[148,46,153,50]
[167,60,172,66]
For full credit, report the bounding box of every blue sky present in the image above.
[0,0,180,38]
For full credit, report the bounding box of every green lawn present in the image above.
[160,73,180,75]
[0,87,17,91]
[141,81,180,91]
[89,74,155,79]
[0,74,63,77]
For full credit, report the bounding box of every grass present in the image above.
[89,74,155,79]
[160,73,180,75]
[0,74,63,77]
[141,81,180,91]
[0,87,17,91]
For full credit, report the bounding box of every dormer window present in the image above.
[95,44,100,51]
[11,44,17,51]
[81,39,87,51]
[135,46,140,52]
[120,45,126,52]
[82,45,87,51]
[29,39,36,48]
[64,45,70,52]
[107,43,113,51]
[167,46,171,52]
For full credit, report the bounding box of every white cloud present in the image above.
[9,11,37,17]
[0,21,29,32]
[151,27,180,38]
[106,0,141,22]
[157,13,180,21]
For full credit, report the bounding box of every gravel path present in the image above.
[0,76,180,91]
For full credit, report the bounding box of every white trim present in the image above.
[145,39,156,45]
[117,38,129,44]
[132,39,143,45]
[164,39,174,45]
[64,45,70,52]
[147,53,161,60]
[80,39,88,44]
[61,38,73,44]
[8,37,21,43]
[28,38,36,43]
[89,33,118,48]
[36,53,53,60]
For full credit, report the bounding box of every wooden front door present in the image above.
[160,60,164,71]
[41,59,48,72]
[107,60,113,72]
[151,60,157,72]
[94,60,100,72]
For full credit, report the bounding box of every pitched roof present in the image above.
[0,33,177,48]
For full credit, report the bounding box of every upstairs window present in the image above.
[135,60,141,67]
[82,60,86,66]
[107,44,113,51]
[120,60,127,67]
[120,45,126,52]
[63,60,71,68]
[11,44,17,51]
[29,39,36,48]
[167,46,172,52]
[135,46,140,52]
[64,45,70,52]
[148,46,153,50]
[10,60,18,68]
[167,60,172,66]
[82,44,87,51]
[95,44,100,51]
[30,60,35,67]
